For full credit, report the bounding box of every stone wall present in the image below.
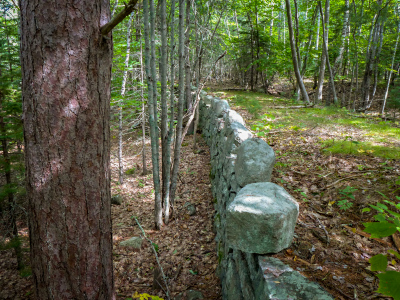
[198,91,333,300]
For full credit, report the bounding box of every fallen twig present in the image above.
[135,218,171,300]
[326,175,361,188]
[310,213,330,245]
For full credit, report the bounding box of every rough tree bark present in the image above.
[20,1,114,299]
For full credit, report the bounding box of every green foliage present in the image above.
[337,186,357,211]
[369,254,388,271]
[388,85,400,110]
[152,242,159,252]
[376,272,400,300]
[363,196,400,299]
[131,292,164,300]
[364,222,398,237]
[19,266,32,278]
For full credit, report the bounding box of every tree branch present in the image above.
[100,0,139,36]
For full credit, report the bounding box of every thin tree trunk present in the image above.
[160,0,170,224]
[185,0,193,131]
[285,0,311,104]
[139,29,147,175]
[118,12,134,185]
[234,10,240,37]
[144,0,162,229]
[170,0,186,214]
[371,21,384,104]
[0,91,23,270]
[319,0,338,105]
[349,63,355,109]
[317,0,329,102]
[164,0,176,224]
[333,0,350,77]
[382,22,399,115]
[112,0,119,17]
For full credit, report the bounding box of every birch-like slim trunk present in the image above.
[361,10,380,109]
[316,0,329,102]
[185,0,193,133]
[139,16,147,175]
[319,0,338,105]
[382,22,399,115]
[285,0,311,104]
[118,12,134,185]
[160,0,170,224]
[170,0,186,210]
[333,0,350,77]
[144,0,162,229]
[164,0,176,224]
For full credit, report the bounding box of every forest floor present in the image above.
[0,134,221,300]
[206,81,400,300]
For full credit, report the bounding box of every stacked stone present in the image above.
[198,91,333,300]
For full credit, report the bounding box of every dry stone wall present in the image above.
[198,91,333,300]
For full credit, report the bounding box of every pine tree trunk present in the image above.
[20,1,114,298]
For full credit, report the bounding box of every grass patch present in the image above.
[125,168,136,175]
[322,139,400,160]
[231,94,263,117]
[216,90,400,158]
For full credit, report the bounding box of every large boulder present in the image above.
[214,100,230,117]
[226,182,299,254]
[225,109,245,126]
[119,237,143,250]
[234,138,275,187]
[257,257,334,300]
[224,122,253,155]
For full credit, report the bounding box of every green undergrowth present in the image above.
[321,139,400,160]
[215,90,400,160]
